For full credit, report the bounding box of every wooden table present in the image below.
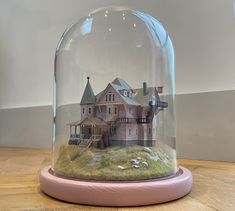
[0,147,234,211]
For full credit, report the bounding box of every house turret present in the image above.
[80,77,96,120]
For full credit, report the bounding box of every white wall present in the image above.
[161,0,235,94]
[0,0,235,109]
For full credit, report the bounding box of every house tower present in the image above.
[80,77,96,120]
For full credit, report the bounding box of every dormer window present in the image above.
[119,89,131,97]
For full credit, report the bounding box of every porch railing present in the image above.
[70,133,102,140]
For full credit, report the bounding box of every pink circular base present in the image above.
[40,166,192,206]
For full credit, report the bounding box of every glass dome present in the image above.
[53,7,177,181]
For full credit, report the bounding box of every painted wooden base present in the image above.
[40,166,192,206]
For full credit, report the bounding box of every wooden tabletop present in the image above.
[0,147,234,211]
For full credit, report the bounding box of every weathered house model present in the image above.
[69,77,168,148]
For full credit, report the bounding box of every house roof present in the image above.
[86,77,160,108]
[80,77,96,105]
[112,77,132,90]
[95,91,103,103]
[111,83,140,106]
[78,117,107,126]
[133,87,160,107]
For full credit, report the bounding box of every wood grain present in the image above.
[0,147,234,211]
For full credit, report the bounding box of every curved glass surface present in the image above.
[53,7,177,181]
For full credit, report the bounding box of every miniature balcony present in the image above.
[137,118,149,124]
[118,118,138,124]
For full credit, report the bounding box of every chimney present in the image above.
[143,82,147,96]
[157,86,163,94]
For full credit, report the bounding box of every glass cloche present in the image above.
[53,7,177,181]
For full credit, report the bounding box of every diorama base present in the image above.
[40,166,192,206]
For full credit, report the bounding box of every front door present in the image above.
[88,127,92,136]
[84,126,92,139]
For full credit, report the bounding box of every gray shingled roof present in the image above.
[133,87,159,107]
[112,77,132,90]
[95,91,103,103]
[69,117,107,126]
[111,83,140,106]
[94,77,160,107]
[80,78,96,105]
[79,117,107,126]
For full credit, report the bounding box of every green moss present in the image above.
[54,144,177,181]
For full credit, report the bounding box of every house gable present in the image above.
[96,83,126,105]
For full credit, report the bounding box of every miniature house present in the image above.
[68,77,168,148]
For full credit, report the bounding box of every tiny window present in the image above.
[114,107,117,114]
[123,90,127,96]
[113,94,115,101]
[82,108,85,114]
[148,128,151,134]
[109,94,112,101]
[106,95,108,102]
[89,107,91,114]
[129,129,131,135]
[108,107,111,114]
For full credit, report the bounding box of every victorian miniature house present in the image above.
[69,77,168,148]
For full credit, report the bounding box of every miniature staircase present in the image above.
[71,135,102,160]
[79,139,93,148]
